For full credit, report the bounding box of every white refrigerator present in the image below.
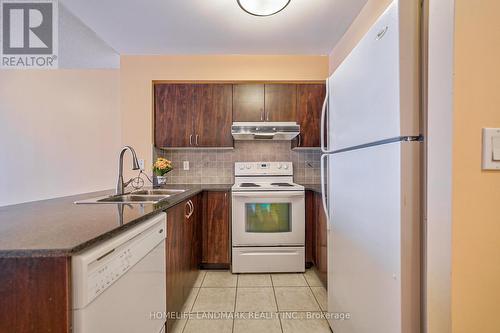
[320,1,421,333]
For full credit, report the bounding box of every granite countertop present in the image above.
[0,184,231,258]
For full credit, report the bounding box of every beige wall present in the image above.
[0,70,121,206]
[452,0,500,331]
[120,55,329,178]
[426,0,454,332]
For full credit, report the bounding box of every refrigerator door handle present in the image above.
[320,154,331,230]
[321,79,334,154]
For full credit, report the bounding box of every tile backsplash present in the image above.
[154,141,321,185]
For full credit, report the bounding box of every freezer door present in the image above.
[327,142,420,333]
[328,1,401,151]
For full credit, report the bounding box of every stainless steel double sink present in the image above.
[75,189,186,204]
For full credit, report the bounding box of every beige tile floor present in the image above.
[172,270,330,333]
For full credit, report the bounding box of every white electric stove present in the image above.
[231,162,305,273]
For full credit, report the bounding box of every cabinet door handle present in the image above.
[189,134,193,146]
[298,133,301,147]
[189,200,194,218]
[185,200,194,219]
[266,110,269,121]
[260,109,264,121]
[195,134,199,146]
[185,201,190,218]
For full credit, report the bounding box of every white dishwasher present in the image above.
[72,212,167,333]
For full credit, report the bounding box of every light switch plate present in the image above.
[493,137,500,161]
[183,161,189,171]
[482,128,500,170]
[138,159,145,171]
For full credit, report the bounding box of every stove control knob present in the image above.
[283,164,289,170]
[277,163,282,169]
[245,164,251,169]
[239,165,245,170]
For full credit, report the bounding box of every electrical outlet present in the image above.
[183,161,190,171]
[138,159,145,170]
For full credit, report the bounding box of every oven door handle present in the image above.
[232,191,304,198]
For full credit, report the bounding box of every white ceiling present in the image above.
[60,0,368,55]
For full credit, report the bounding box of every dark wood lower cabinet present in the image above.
[166,195,202,332]
[305,190,316,268]
[202,191,230,267]
[165,200,185,332]
[305,190,328,288]
[189,194,202,281]
[0,256,71,333]
[314,192,328,288]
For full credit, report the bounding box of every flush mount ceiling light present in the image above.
[237,0,291,17]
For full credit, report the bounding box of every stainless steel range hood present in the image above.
[231,122,300,141]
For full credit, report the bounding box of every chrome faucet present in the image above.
[116,146,140,195]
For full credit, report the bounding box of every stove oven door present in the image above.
[232,191,305,246]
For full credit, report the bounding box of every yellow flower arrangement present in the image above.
[153,157,173,176]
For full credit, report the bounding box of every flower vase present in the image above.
[156,175,167,185]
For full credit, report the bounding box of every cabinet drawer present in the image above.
[232,247,305,273]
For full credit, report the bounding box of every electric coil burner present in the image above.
[271,182,294,187]
[240,183,260,188]
[231,162,305,273]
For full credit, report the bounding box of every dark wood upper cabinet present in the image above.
[155,84,195,148]
[193,84,233,147]
[233,84,265,122]
[155,82,325,148]
[265,84,297,122]
[155,83,233,148]
[294,84,326,148]
[233,83,297,122]
[202,191,230,266]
